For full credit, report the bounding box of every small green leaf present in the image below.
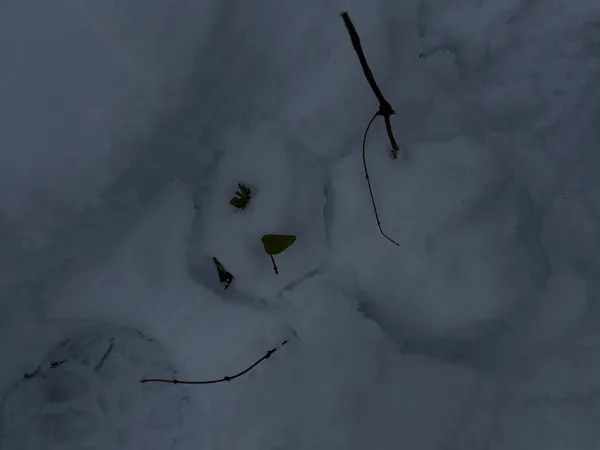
[212,257,234,289]
[229,197,245,208]
[239,184,251,196]
[229,183,252,209]
[261,234,297,255]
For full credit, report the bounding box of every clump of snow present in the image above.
[188,121,327,299]
[329,134,549,339]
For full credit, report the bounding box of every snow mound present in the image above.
[189,121,327,299]
[329,135,549,339]
[193,276,483,449]
[0,323,191,450]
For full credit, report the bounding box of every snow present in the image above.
[542,194,598,267]
[0,0,218,286]
[2,0,600,449]
[42,181,199,333]
[329,135,548,339]
[1,323,192,450]
[188,121,327,299]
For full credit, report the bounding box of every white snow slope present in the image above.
[2,0,600,449]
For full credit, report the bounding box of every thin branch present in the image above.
[341,11,401,159]
[140,340,288,385]
[340,13,389,109]
[270,254,279,275]
[383,114,399,157]
[363,112,400,246]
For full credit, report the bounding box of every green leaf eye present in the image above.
[229,183,252,209]
[261,234,297,255]
[212,257,234,289]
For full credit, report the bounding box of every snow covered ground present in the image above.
[2,0,600,448]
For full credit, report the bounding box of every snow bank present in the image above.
[188,121,327,300]
[329,135,550,339]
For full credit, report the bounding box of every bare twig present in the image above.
[270,254,279,275]
[341,11,401,159]
[362,112,400,246]
[342,11,401,246]
[140,340,288,385]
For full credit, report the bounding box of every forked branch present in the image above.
[341,12,401,158]
[342,11,401,246]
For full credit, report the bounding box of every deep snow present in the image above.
[2,0,600,449]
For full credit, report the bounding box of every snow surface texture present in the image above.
[189,121,327,299]
[330,135,549,340]
[2,0,600,449]
[1,323,192,450]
